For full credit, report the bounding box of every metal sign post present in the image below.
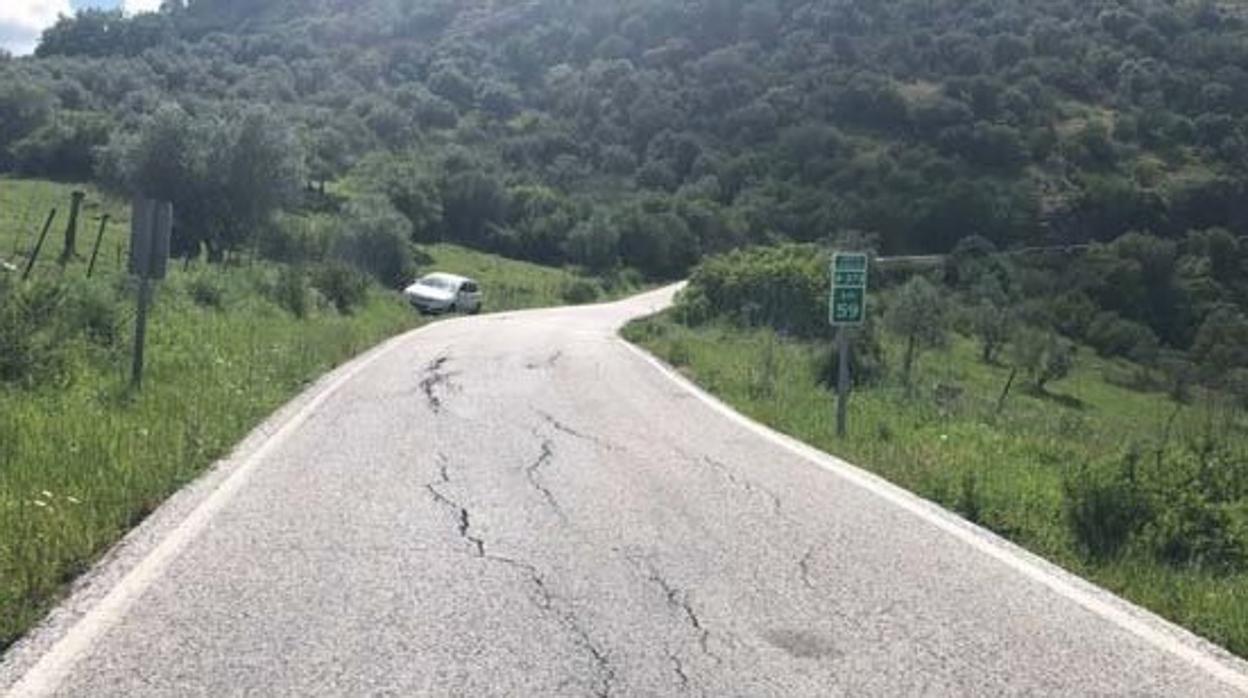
[129,198,172,390]
[830,252,869,438]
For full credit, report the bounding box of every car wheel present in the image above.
[468,303,481,315]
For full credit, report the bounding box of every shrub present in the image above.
[812,322,887,387]
[560,278,600,304]
[311,261,370,314]
[1140,491,1246,572]
[62,280,122,347]
[1064,454,1149,559]
[258,215,332,263]
[270,265,310,319]
[186,274,226,310]
[0,279,72,388]
[682,244,829,338]
[1086,311,1159,362]
[333,199,416,289]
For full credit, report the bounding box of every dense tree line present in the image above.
[2,0,1248,280]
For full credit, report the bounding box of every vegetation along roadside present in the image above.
[624,241,1248,659]
[0,177,632,651]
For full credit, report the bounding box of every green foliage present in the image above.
[3,0,1247,283]
[1011,328,1076,392]
[679,244,828,337]
[1064,454,1150,559]
[884,276,949,385]
[311,261,370,314]
[348,153,442,241]
[99,104,300,261]
[1191,308,1248,382]
[270,264,310,318]
[0,278,73,388]
[559,278,600,305]
[1086,312,1160,362]
[10,111,112,181]
[185,273,227,310]
[332,198,415,289]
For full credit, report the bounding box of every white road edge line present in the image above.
[618,337,1248,695]
[6,326,430,698]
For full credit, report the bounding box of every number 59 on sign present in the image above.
[830,253,868,326]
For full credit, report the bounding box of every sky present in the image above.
[1,0,160,56]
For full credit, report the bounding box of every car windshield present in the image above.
[419,276,453,290]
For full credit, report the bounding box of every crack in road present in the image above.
[625,554,722,670]
[525,350,563,370]
[686,452,822,598]
[425,456,485,557]
[669,652,692,693]
[536,409,623,452]
[799,547,817,590]
[419,355,458,414]
[702,456,783,518]
[524,437,569,523]
[425,457,614,695]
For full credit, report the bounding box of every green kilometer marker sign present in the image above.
[830,253,869,326]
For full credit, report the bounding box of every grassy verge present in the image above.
[0,178,635,650]
[623,313,1248,658]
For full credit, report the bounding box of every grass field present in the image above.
[624,312,1248,658]
[0,177,630,650]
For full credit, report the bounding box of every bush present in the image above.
[1140,491,1246,572]
[270,265,310,319]
[1064,454,1149,560]
[61,280,122,347]
[258,215,332,263]
[812,321,887,387]
[560,278,600,304]
[682,244,829,338]
[311,261,370,314]
[1086,312,1159,362]
[333,199,416,289]
[186,274,226,310]
[0,279,72,388]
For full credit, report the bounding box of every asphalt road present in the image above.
[4,285,1248,696]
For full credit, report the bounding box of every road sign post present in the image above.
[129,198,172,391]
[830,252,869,437]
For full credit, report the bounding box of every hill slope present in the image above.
[2,0,1247,269]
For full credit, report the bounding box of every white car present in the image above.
[403,273,483,315]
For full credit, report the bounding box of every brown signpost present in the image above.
[129,198,173,390]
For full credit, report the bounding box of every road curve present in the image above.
[3,284,1247,697]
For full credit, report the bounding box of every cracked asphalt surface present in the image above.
[5,285,1247,696]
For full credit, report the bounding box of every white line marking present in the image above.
[7,328,427,698]
[619,338,1248,695]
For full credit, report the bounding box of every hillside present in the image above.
[1,0,1246,269]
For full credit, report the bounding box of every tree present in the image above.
[1010,329,1076,393]
[351,153,442,241]
[1190,308,1248,383]
[884,276,949,387]
[102,104,300,261]
[439,169,507,247]
[969,296,1016,365]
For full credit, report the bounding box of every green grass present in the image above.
[0,178,130,277]
[624,313,1248,658]
[0,177,634,650]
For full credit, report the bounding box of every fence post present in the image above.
[87,215,110,278]
[21,209,57,281]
